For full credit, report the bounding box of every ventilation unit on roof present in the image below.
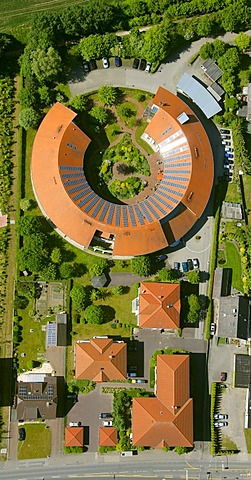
[187,191,194,201]
[167,304,173,308]
[142,290,146,293]
[177,112,189,124]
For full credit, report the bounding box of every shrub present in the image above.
[131,256,151,276]
[84,305,105,324]
[112,285,124,295]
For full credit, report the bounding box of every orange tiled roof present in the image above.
[138,282,180,329]
[75,338,127,381]
[99,426,118,446]
[65,426,84,447]
[31,88,214,257]
[132,355,193,448]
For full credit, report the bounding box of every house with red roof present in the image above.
[132,354,193,448]
[75,337,127,382]
[99,426,118,447]
[65,426,84,447]
[133,282,180,330]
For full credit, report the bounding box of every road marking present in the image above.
[184,460,200,470]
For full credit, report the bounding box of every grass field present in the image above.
[18,423,51,459]
[223,241,243,292]
[0,0,83,31]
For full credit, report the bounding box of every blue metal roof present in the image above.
[177,72,222,119]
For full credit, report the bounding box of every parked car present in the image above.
[83,61,89,74]
[182,261,188,273]
[225,153,234,159]
[220,129,230,134]
[103,420,113,426]
[18,427,26,441]
[220,371,227,381]
[214,414,228,420]
[115,56,121,67]
[131,379,147,383]
[214,421,228,428]
[121,450,137,456]
[69,422,80,426]
[145,62,152,73]
[187,259,193,271]
[99,413,112,419]
[155,254,167,263]
[132,58,139,69]
[67,394,78,403]
[222,141,231,146]
[139,59,146,70]
[225,147,233,152]
[102,57,109,69]
[89,59,97,71]
[192,258,199,269]
[221,135,231,140]
[174,262,180,270]
[210,323,216,335]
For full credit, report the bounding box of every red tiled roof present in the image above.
[65,426,84,447]
[132,355,193,448]
[75,338,127,381]
[99,426,118,446]
[138,282,180,329]
[31,88,213,257]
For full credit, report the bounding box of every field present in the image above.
[0,0,83,31]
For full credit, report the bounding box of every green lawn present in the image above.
[18,423,51,459]
[222,241,243,292]
[221,434,238,452]
[244,429,251,453]
[135,119,154,155]
[0,0,83,31]
[225,182,240,204]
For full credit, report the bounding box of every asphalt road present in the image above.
[2,454,251,480]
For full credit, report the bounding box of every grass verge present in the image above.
[244,429,251,453]
[223,241,243,292]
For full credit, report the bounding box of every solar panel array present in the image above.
[59,122,192,228]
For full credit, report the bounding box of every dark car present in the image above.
[18,427,26,441]
[224,153,234,159]
[155,254,167,263]
[99,413,112,419]
[221,135,231,140]
[220,371,227,381]
[187,259,193,271]
[83,61,89,74]
[115,56,121,67]
[139,59,146,70]
[174,262,180,271]
[89,59,97,71]
[132,58,139,69]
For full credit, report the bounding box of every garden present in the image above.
[17,423,51,460]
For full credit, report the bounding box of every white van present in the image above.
[102,420,113,426]
[121,450,137,456]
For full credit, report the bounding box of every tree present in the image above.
[38,85,51,105]
[196,16,215,37]
[18,216,42,236]
[112,285,124,295]
[42,263,58,281]
[89,106,108,126]
[90,288,103,301]
[141,25,171,63]
[84,305,105,324]
[234,33,250,52]
[98,85,117,106]
[158,268,178,282]
[68,94,88,113]
[90,259,109,276]
[51,247,62,264]
[31,46,62,82]
[19,107,40,130]
[187,270,200,284]
[70,285,88,312]
[14,295,29,310]
[117,104,134,120]
[187,294,201,324]
[131,255,151,276]
[20,198,32,212]
[174,446,190,455]
[59,262,75,279]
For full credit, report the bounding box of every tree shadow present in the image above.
[73,263,87,277]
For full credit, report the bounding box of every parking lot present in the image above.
[208,342,247,452]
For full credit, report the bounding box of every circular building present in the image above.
[31,87,214,258]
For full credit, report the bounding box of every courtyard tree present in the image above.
[19,107,40,130]
[70,285,88,312]
[89,106,108,126]
[84,304,105,324]
[131,255,151,276]
[98,85,117,107]
[68,94,88,113]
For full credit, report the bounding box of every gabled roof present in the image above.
[16,376,58,420]
[99,426,118,446]
[75,338,127,381]
[132,355,193,448]
[138,282,180,329]
[65,426,84,447]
